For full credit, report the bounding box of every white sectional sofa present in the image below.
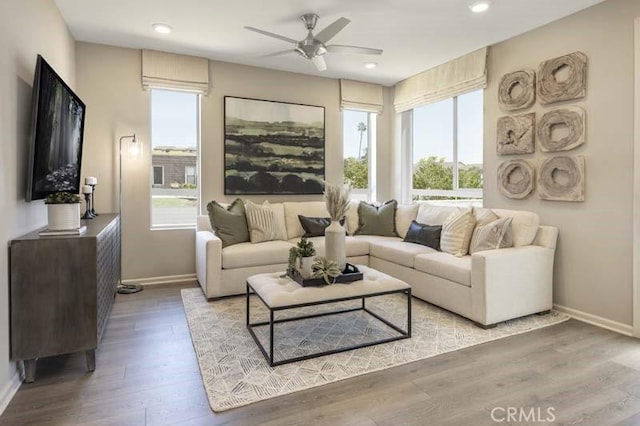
[195,201,558,328]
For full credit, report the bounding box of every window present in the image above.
[151,89,200,228]
[342,110,376,202]
[185,166,196,186]
[409,89,483,205]
[152,166,164,186]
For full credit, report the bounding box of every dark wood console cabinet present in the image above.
[10,214,120,382]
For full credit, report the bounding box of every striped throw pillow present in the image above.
[440,208,476,257]
[245,200,280,243]
[469,217,514,254]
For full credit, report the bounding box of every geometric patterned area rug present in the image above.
[181,288,569,412]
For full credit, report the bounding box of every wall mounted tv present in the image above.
[26,55,86,201]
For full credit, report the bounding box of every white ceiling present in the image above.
[54,0,605,86]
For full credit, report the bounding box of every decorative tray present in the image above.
[287,263,363,287]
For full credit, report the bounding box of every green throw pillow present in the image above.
[355,200,398,237]
[206,199,249,248]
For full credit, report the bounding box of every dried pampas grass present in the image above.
[324,183,351,221]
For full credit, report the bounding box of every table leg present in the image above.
[269,309,274,366]
[86,349,96,372]
[24,359,36,383]
[362,297,366,310]
[246,283,250,326]
[407,289,412,337]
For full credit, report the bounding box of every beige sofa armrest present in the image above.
[196,230,222,299]
[471,245,555,325]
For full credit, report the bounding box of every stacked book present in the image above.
[39,226,87,237]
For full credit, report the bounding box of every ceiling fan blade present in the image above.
[260,49,295,58]
[326,45,383,55]
[244,26,298,44]
[314,17,350,43]
[311,55,327,71]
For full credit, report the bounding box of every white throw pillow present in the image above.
[469,217,514,254]
[440,208,476,257]
[245,200,281,243]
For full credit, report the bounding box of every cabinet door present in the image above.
[10,238,97,360]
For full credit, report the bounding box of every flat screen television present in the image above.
[26,55,86,201]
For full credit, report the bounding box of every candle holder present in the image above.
[81,193,95,219]
[89,184,99,216]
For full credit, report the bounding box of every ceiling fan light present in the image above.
[152,23,172,34]
[364,62,377,69]
[469,1,492,13]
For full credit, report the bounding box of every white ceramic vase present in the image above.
[47,203,81,230]
[325,220,346,272]
[299,256,315,279]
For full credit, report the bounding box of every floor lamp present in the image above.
[117,134,144,294]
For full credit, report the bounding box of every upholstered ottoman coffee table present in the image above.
[246,265,411,366]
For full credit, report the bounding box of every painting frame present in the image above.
[224,96,326,195]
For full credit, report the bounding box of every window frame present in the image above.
[184,165,196,185]
[404,90,483,203]
[149,89,201,230]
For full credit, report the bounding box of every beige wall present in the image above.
[484,0,640,326]
[76,42,392,281]
[0,0,76,409]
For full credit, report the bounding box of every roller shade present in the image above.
[142,49,210,94]
[394,47,487,112]
[340,79,384,113]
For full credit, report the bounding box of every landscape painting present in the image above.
[224,96,325,195]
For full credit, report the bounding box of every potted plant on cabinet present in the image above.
[45,192,82,230]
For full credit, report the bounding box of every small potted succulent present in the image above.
[45,192,82,230]
[296,237,317,279]
[312,257,342,285]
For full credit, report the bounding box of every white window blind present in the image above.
[393,47,487,113]
[142,50,210,95]
[340,79,384,113]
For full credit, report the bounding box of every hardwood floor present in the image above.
[2,283,640,425]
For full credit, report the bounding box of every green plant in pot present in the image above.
[296,237,316,279]
[45,192,82,231]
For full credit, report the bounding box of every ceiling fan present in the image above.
[245,14,383,71]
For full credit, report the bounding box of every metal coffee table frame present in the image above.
[246,283,412,367]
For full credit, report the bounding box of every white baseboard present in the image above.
[554,304,633,336]
[122,273,197,287]
[0,368,21,416]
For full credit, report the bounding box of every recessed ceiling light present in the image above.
[364,62,377,69]
[469,1,492,13]
[152,23,172,34]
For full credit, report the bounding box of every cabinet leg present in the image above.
[24,359,36,383]
[85,349,96,372]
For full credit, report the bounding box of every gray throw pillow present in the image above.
[355,200,398,237]
[403,220,442,250]
[469,217,514,254]
[206,199,249,248]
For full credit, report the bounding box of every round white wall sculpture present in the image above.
[537,52,588,105]
[537,155,585,202]
[537,107,586,152]
[498,70,536,112]
[497,160,535,199]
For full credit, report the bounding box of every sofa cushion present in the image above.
[416,205,461,226]
[356,200,398,237]
[440,208,476,257]
[284,201,329,240]
[414,252,472,287]
[396,204,420,238]
[344,200,360,235]
[370,240,438,268]
[298,215,345,237]
[288,236,370,257]
[492,209,540,247]
[245,200,281,243]
[222,240,295,269]
[403,220,442,250]
[206,199,250,248]
[469,217,514,254]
